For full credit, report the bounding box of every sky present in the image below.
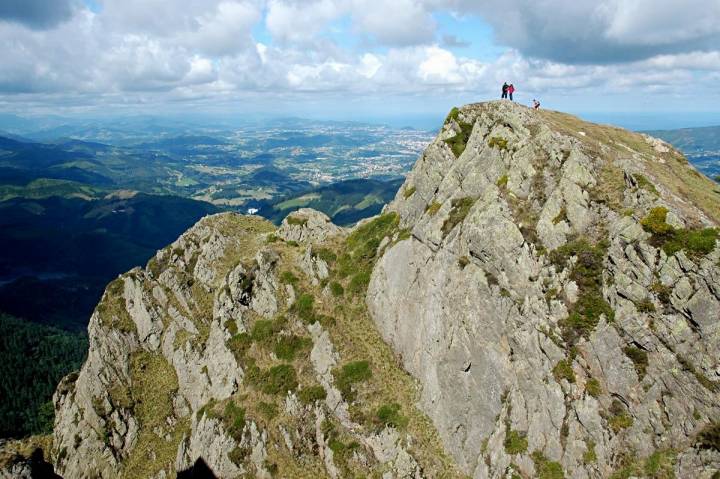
[1,0,720,129]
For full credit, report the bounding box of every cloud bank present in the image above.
[0,0,718,113]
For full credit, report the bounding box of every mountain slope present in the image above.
[6,101,719,478]
[368,101,720,478]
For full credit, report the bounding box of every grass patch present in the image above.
[96,278,136,334]
[257,401,279,420]
[443,109,474,157]
[375,403,409,429]
[608,400,634,433]
[293,293,316,323]
[298,385,327,405]
[635,298,656,313]
[488,136,509,151]
[273,335,311,361]
[279,271,299,285]
[261,364,298,395]
[641,207,719,258]
[403,186,417,199]
[441,197,476,237]
[644,449,676,478]
[121,352,184,479]
[334,360,372,402]
[553,359,576,384]
[531,451,565,479]
[504,430,529,455]
[348,271,371,296]
[650,282,672,305]
[313,247,337,264]
[329,281,344,297]
[426,201,442,216]
[496,175,509,188]
[552,207,567,225]
[223,401,246,441]
[634,174,659,195]
[586,378,602,398]
[551,238,613,344]
[583,440,597,464]
[623,346,649,380]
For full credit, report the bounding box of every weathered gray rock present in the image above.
[277,208,345,244]
[368,101,720,478]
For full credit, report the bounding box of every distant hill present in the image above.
[255,177,404,226]
[647,125,720,179]
[647,125,720,154]
[0,193,219,330]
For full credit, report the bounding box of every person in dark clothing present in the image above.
[508,83,515,101]
[501,82,508,99]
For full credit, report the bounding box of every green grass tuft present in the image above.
[635,174,659,195]
[586,378,602,398]
[623,346,649,380]
[504,430,529,455]
[403,186,417,199]
[426,201,442,216]
[441,197,476,237]
[641,207,719,258]
[488,136,509,151]
[531,451,565,479]
[273,335,311,361]
[334,360,372,402]
[298,385,327,405]
[553,359,576,384]
[376,403,409,429]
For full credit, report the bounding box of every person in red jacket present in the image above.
[508,83,515,101]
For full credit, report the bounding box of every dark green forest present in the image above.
[0,314,87,438]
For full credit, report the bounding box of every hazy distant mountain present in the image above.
[647,125,720,153]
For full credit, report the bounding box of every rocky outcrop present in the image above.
[277,208,345,244]
[368,101,720,478]
[41,101,720,479]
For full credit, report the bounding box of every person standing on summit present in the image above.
[501,82,508,99]
[508,83,515,101]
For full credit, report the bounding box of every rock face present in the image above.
[46,210,449,479]
[34,101,720,479]
[367,101,720,478]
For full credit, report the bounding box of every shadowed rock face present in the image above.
[368,101,720,478]
[24,101,720,479]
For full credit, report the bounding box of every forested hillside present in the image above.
[0,315,87,438]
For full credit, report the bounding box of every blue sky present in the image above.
[0,0,719,129]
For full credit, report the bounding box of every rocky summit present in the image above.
[3,101,720,479]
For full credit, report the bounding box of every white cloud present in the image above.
[0,0,719,114]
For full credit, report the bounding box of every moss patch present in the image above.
[121,352,184,479]
[553,359,576,384]
[504,430,529,455]
[334,360,372,402]
[531,451,565,479]
[551,238,613,344]
[426,201,442,216]
[441,197,476,237]
[641,207,719,258]
[623,346,649,380]
[375,403,408,429]
[403,186,417,199]
[488,136,509,151]
[443,108,475,157]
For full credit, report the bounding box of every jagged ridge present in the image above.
[3,101,719,479]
